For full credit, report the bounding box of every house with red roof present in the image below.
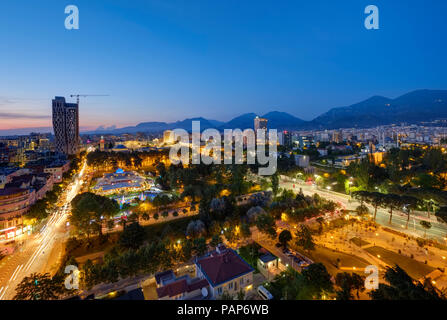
[194,244,254,298]
[155,270,210,300]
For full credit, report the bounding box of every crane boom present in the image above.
[70,94,109,104]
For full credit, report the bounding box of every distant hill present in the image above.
[84,89,447,134]
[90,117,223,134]
[219,113,258,130]
[261,111,306,130]
[216,111,305,130]
[0,127,53,136]
[311,89,447,129]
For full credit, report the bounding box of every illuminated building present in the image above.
[92,168,147,195]
[100,136,105,151]
[254,116,268,144]
[0,188,35,239]
[163,130,174,144]
[254,116,268,133]
[52,96,79,155]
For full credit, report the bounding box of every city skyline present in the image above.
[1,0,447,132]
[2,88,447,136]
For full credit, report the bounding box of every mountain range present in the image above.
[89,89,447,134]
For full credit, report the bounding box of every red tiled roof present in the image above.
[196,249,253,287]
[156,278,209,299]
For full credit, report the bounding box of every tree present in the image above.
[369,265,443,300]
[246,206,267,222]
[401,195,420,229]
[363,192,384,221]
[219,291,234,300]
[70,192,120,236]
[355,204,369,218]
[383,194,401,224]
[118,222,146,249]
[240,223,252,239]
[228,165,249,196]
[14,273,64,300]
[352,191,369,206]
[210,234,222,248]
[186,220,206,238]
[180,239,194,261]
[300,263,334,299]
[295,225,315,251]
[193,237,207,256]
[335,272,365,300]
[420,221,432,238]
[266,264,332,300]
[278,230,292,249]
[271,172,280,199]
[27,199,49,221]
[435,206,447,224]
[255,214,277,239]
[236,289,245,300]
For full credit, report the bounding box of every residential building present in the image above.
[0,188,35,239]
[43,159,71,183]
[155,270,210,300]
[195,245,254,298]
[257,251,280,281]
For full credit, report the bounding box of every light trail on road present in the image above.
[280,179,447,241]
[0,286,9,300]
[0,157,88,300]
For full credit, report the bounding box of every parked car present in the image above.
[257,285,273,300]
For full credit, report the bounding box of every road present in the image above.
[279,178,447,242]
[0,158,88,300]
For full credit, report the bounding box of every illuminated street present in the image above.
[0,159,87,300]
[279,178,447,242]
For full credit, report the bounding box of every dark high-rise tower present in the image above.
[52,96,79,155]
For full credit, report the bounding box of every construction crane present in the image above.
[70,94,109,104]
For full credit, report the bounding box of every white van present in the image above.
[257,285,273,300]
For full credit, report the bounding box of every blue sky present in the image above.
[0,0,446,132]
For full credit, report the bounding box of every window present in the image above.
[228,282,233,290]
[217,287,223,294]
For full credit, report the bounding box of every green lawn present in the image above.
[295,245,370,276]
[238,243,262,273]
[364,246,435,280]
[350,237,370,247]
[142,215,195,240]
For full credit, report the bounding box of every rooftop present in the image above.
[0,187,29,197]
[156,277,209,299]
[195,247,254,287]
[259,252,278,264]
